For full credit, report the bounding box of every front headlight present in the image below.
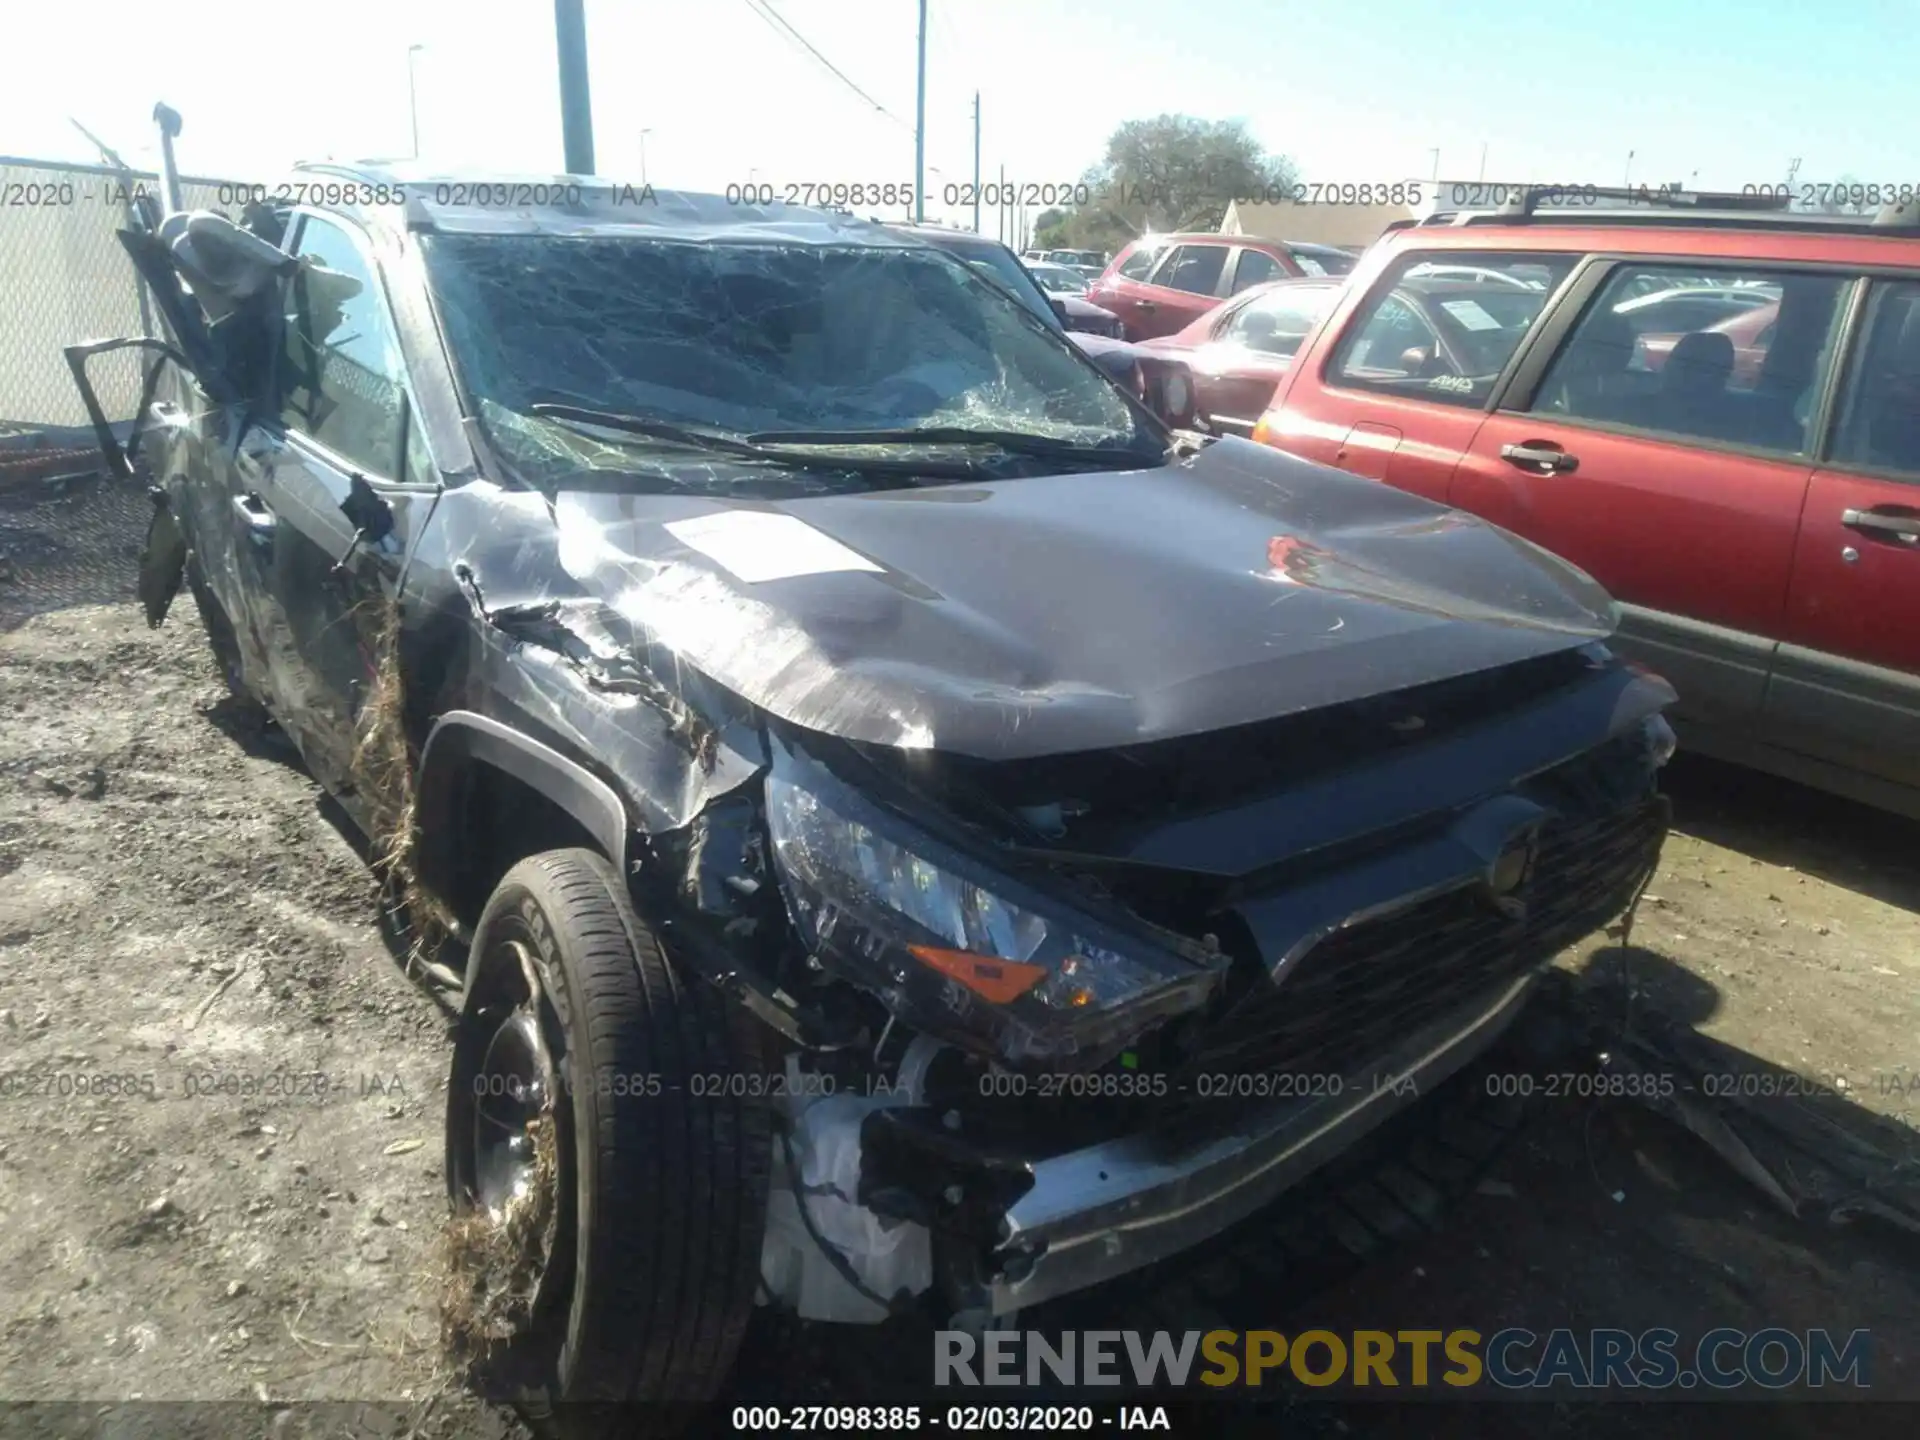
[765,753,1222,1068]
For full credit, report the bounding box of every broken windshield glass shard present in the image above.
[665,511,883,584]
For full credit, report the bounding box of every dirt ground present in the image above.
[1,480,1915,1437]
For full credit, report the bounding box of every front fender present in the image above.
[413,710,631,905]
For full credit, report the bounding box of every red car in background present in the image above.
[1087,234,1313,340]
[1136,278,1345,435]
[1635,291,1780,384]
[1248,199,1920,818]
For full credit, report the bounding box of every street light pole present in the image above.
[407,45,425,160]
[554,0,595,174]
[914,0,928,222]
[972,92,981,234]
[640,128,652,186]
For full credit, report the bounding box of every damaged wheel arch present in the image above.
[413,711,635,934]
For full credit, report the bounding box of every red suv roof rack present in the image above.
[1388,185,1920,236]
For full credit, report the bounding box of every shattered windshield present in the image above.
[423,233,1151,488]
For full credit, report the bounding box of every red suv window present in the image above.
[1529,263,1848,456]
[1152,244,1229,296]
[1327,252,1579,407]
[1828,280,1920,479]
[1115,244,1161,281]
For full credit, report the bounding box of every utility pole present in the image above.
[1478,141,1488,182]
[1427,147,1439,181]
[1624,149,1635,187]
[407,45,425,160]
[998,163,1007,244]
[972,92,981,234]
[640,128,652,186]
[554,0,595,175]
[914,0,928,222]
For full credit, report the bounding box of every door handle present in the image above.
[1136,299,1157,311]
[232,491,276,557]
[1841,507,1920,543]
[1500,441,1579,475]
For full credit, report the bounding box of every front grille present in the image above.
[1170,796,1667,1103]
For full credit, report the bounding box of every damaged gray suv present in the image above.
[70,108,1678,1422]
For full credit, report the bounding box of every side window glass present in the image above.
[1116,245,1159,281]
[1529,264,1848,457]
[1830,281,1920,481]
[1222,286,1337,357]
[404,402,435,486]
[1153,244,1228,296]
[1331,252,1576,407]
[1231,249,1282,293]
[280,215,409,477]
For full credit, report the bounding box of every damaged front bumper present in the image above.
[983,971,1535,1314]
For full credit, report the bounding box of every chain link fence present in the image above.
[1,156,235,627]
[0,156,233,441]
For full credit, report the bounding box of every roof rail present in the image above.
[1381,185,1920,237]
[1495,185,1793,217]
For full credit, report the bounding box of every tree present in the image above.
[1052,115,1299,252]
[1031,206,1070,249]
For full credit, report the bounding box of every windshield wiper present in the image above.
[744,425,1160,466]
[529,404,794,462]
[528,402,993,480]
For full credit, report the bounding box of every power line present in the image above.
[737,0,954,190]
[740,0,904,128]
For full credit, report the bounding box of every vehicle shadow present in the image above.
[1299,950,1920,1431]
[198,692,310,771]
[1662,752,1920,916]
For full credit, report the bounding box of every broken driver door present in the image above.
[62,161,299,677]
[255,209,439,821]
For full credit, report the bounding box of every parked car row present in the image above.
[891,223,1196,427]
[1081,233,1356,342]
[1058,197,1916,818]
[1022,247,1108,282]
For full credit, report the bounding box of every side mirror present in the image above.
[1048,295,1070,324]
[1137,355,1197,430]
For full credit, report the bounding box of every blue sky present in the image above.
[4,0,1915,228]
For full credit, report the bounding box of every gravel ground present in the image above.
[1,487,1915,1436]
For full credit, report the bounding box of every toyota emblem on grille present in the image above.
[1483,832,1539,919]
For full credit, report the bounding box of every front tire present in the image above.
[445,847,771,1426]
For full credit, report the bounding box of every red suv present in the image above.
[1251,192,1920,817]
[1087,234,1313,340]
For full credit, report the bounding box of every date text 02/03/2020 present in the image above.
[730,1404,1174,1431]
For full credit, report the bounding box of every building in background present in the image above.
[1219,197,1415,251]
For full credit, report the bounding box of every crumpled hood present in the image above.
[551,437,1617,760]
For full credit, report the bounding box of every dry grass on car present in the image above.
[349,593,460,975]
[440,1109,560,1372]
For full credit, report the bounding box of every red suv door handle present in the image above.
[1841,507,1920,543]
[1500,441,1578,475]
[1135,299,1157,311]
